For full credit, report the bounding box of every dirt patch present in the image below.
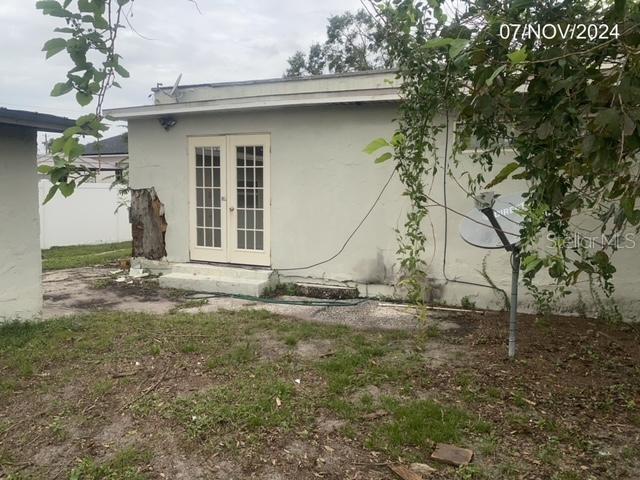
[294,339,335,360]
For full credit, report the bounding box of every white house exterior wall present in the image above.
[0,124,43,321]
[127,105,640,320]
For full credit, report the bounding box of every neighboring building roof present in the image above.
[0,107,74,132]
[107,70,401,120]
[83,133,128,155]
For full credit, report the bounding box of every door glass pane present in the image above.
[235,144,265,251]
[246,146,254,167]
[237,146,245,166]
[247,209,254,229]
[195,145,221,248]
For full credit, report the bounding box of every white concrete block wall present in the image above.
[126,104,640,320]
[38,181,131,249]
[0,125,43,321]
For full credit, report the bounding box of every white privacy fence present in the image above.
[38,181,131,249]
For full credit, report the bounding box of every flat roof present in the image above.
[0,107,75,133]
[152,69,399,92]
[107,70,401,120]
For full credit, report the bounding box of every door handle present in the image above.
[229,206,235,212]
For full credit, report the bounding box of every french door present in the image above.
[188,134,270,266]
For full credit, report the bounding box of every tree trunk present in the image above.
[130,188,167,260]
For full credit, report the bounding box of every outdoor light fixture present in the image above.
[159,116,177,131]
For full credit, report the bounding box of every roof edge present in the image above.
[152,69,399,92]
[106,88,401,120]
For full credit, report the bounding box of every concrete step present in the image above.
[159,272,272,297]
[169,262,273,281]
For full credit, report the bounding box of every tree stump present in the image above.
[130,188,167,260]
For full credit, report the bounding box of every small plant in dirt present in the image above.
[261,282,300,297]
[460,295,477,310]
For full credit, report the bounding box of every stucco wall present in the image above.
[127,105,640,320]
[0,124,43,321]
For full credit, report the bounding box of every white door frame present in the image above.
[188,134,271,266]
[188,136,228,263]
[227,134,271,266]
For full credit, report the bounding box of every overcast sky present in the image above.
[0,0,362,138]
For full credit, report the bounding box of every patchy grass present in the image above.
[68,446,152,480]
[0,309,638,479]
[42,241,131,271]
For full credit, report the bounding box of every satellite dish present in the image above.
[458,191,527,359]
[459,192,525,249]
[168,73,183,97]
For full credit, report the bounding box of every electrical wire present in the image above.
[276,167,397,271]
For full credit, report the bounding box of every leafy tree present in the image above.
[285,50,308,77]
[284,9,389,77]
[367,0,640,307]
[36,0,132,203]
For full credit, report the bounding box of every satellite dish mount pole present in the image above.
[480,206,520,359]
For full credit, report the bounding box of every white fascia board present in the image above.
[106,89,401,120]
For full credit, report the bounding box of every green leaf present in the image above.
[36,1,62,11]
[37,165,52,174]
[43,185,59,204]
[114,64,130,78]
[423,37,455,50]
[92,14,110,29]
[594,108,621,136]
[485,65,506,86]
[486,162,520,188]
[448,39,468,59]
[50,81,73,97]
[374,152,393,164]
[507,48,527,64]
[76,91,93,106]
[42,38,67,59]
[363,138,390,154]
[59,181,75,198]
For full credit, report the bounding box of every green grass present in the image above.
[0,310,490,477]
[169,366,299,440]
[68,446,151,480]
[42,241,131,271]
[367,397,490,458]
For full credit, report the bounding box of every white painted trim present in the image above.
[106,90,400,119]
